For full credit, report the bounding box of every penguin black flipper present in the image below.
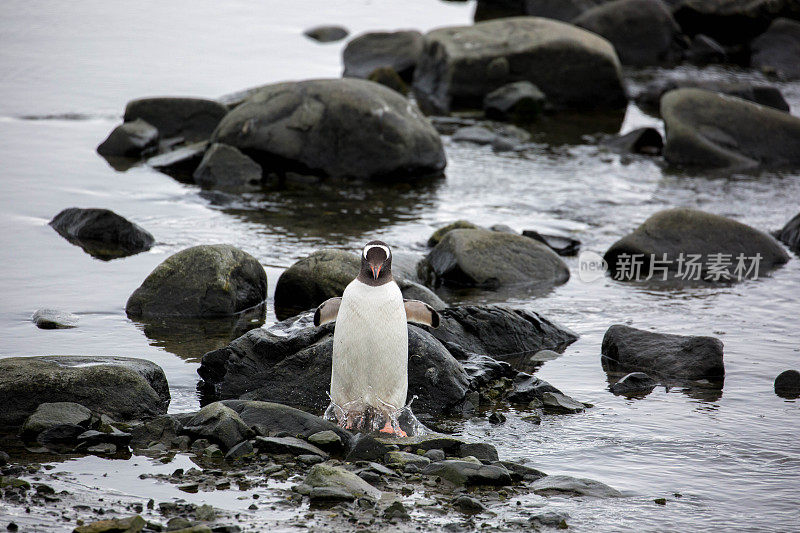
[404,300,440,328]
[314,297,342,327]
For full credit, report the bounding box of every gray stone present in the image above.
[86,443,117,455]
[774,370,800,399]
[77,428,132,447]
[126,244,267,318]
[254,436,329,459]
[309,486,355,502]
[343,31,424,82]
[49,207,155,260]
[531,474,622,497]
[483,81,546,123]
[521,229,582,256]
[193,143,262,191]
[182,403,254,451]
[610,372,658,395]
[308,430,344,451]
[31,309,79,329]
[600,127,663,156]
[146,141,208,178]
[495,461,547,481]
[427,221,482,247]
[346,434,391,462]
[22,402,92,439]
[385,451,431,468]
[37,423,85,444]
[423,460,512,486]
[776,211,800,254]
[124,97,228,142]
[304,464,382,501]
[220,400,351,445]
[635,79,789,115]
[530,512,570,528]
[459,443,499,463]
[452,495,485,514]
[751,18,800,80]
[424,449,446,462]
[224,440,255,462]
[96,119,158,157]
[129,415,183,449]
[452,126,498,145]
[304,25,349,43]
[379,434,468,453]
[541,392,585,413]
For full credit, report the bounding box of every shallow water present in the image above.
[1,1,799,531]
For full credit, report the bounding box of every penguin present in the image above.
[314,240,440,436]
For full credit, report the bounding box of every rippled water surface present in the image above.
[1,1,799,531]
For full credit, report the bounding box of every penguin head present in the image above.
[358,240,392,286]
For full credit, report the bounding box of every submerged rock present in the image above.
[521,229,582,256]
[609,372,658,395]
[776,211,800,254]
[96,119,158,157]
[342,31,424,82]
[211,78,445,181]
[412,17,627,114]
[31,308,79,329]
[126,244,267,318]
[774,370,800,399]
[602,324,724,382]
[532,474,622,497]
[0,356,169,427]
[661,88,800,172]
[304,25,349,43]
[124,97,228,142]
[751,18,800,80]
[49,207,155,260]
[193,143,262,191]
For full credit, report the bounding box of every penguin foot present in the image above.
[379,421,407,437]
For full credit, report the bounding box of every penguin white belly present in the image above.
[331,279,408,413]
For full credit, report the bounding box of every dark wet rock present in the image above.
[385,450,431,468]
[36,423,86,445]
[573,0,683,66]
[523,0,602,21]
[483,81,546,123]
[686,34,727,64]
[124,97,228,142]
[129,415,183,449]
[96,119,158,157]
[31,308,79,329]
[367,67,409,95]
[602,324,725,381]
[671,0,800,45]
[212,78,444,181]
[304,463,382,501]
[254,436,328,458]
[424,449,446,462]
[49,207,155,260]
[521,229,581,256]
[473,0,528,21]
[600,127,663,156]
[273,248,443,320]
[73,515,146,533]
[428,221,482,247]
[146,141,208,180]
[635,79,789,115]
[531,474,622,497]
[384,501,411,520]
[541,392,585,413]
[420,228,570,289]
[452,126,497,145]
[412,17,627,114]
[452,495,485,513]
[76,428,132,448]
[22,402,92,439]
[224,440,255,462]
[776,212,800,253]
[496,460,547,481]
[751,18,800,80]
[346,434,391,462]
[182,403,254,451]
[661,88,800,171]
[0,356,169,427]
[0,451,9,466]
[220,400,350,445]
[459,443,499,463]
[530,512,570,528]
[342,31,424,82]
[610,372,658,395]
[488,411,507,424]
[193,143,262,191]
[126,244,267,318]
[86,443,117,455]
[423,460,512,486]
[604,208,790,281]
[304,25,349,43]
[774,370,800,399]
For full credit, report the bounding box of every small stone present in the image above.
[385,451,431,469]
[541,392,585,413]
[530,512,569,528]
[297,454,324,465]
[224,440,254,463]
[304,25,349,43]
[452,495,485,514]
[459,443,499,463]
[654,497,667,505]
[307,431,343,451]
[309,486,355,502]
[73,515,146,533]
[423,449,445,462]
[31,309,79,329]
[488,412,506,425]
[178,483,199,493]
[610,372,658,395]
[96,119,158,157]
[383,501,410,521]
[86,443,117,455]
[452,126,496,145]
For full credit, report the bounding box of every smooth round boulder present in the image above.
[124,97,228,142]
[635,79,789,115]
[96,119,158,157]
[412,17,627,114]
[776,211,800,253]
[604,208,789,281]
[661,88,800,171]
[573,0,683,66]
[193,143,263,190]
[774,370,800,399]
[126,244,267,318]
[342,31,424,82]
[751,18,800,80]
[420,228,570,289]
[211,78,445,181]
[49,207,155,260]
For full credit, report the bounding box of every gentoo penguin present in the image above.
[314,240,440,436]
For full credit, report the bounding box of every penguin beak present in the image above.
[370,263,382,280]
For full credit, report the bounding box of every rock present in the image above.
[146,141,208,180]
[192,143,262,190]
[129,415,183,449]
[0,356,169,427]
[573,0,683,66]
[751,18,800,80]
[412,17,627,114]
[86,443,117,455]
[424,449,446,462]
[531,474,622,497]
[346,434,391,462]
[521,229,581,256]
[523,0,601,21]
[483,81,546,123]
[77,428,132,447]
[49,207,155,260]
[610,372,658,395]
[224,440,255,462]
[774,370,800,399]
[211,79,445,181]
[182,403,254,451]
[367,67,409,95]
[600,127,663,156]
[343,31,424,82]
[37,423,86,445]
[541,392,585,413]
[428,221,482,247]
[304,464,382,501]
[422,460,512,486]
[254,436,329,458]
[671,0,800,45]
[273,248,443,320]
[530,512,570,528]
[420,229,570,289]
[0,451,9,466]
[309,486,355,502]
[661,88,800,171]
[385,451,431,468]
[124,97,228,142]
[496,460,547,481]
[686,34,727,64]
[602,324,725,381]
[452,495,485,513]
[776,212,800,253]
[384,501,410,520]
[307,430,344,451]
[635,79,789,115]
[452,126,497,145]
[604,208,789,281]
[22,402,92,439]
[31,308,79,329]
[304,25,349,43]
[126,244,267,318]
[73,515,146,533]
[378,434,467,453]
[506,372,565,404]
[96,119,158,157]
[459,443,499,463]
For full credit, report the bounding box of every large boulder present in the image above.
[49,207,155,260]
[671,0,800,45]
[661,88,800,172]
[123,97,229,142]
[273,249,443,320]
[342,31,424,82]
[192,143,263,190]
[751,18,800,80]
[634,79,789,115]
[0,356,170,427]
[573,0,683,66]
[419,229,570,289]
[601,324,725,382]
[211,78,445,181]
[126,244,267,318]
[412,17,627,114]
[776,211,800,253]
[96,119,159,157]
[604,208,789,282]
